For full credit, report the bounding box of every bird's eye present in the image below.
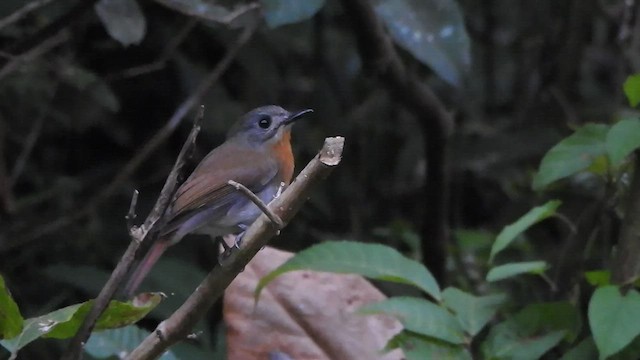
[258,115,272,129]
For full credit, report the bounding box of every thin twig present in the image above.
[227,180,284,228]
[0,30,69,81]
[0,24,256,253]
[126,190,140,232]
[61,108,205,360]
[0,0,55,30]
[9,107,46,187]
[126,137,345,360]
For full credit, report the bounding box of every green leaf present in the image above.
[359,297,465,344]
[373,0,470,87]
[0,275,23,340]
[489,200,561,262]
[532,124,609,190]
[85,325,178,359]
[95,0,146,46]
[442,287,505,336]
[255,241,441,301]
[560,337,598,360]
[261,0,325,28]
[486,261,548,282]
[0,294,161,355]
[1,303,82,354]
[483,303,578,360]
[624,74,640,107]
[584,270,611,287]
[386,331,471,360]
[606,118,640,166]
[588,286,640,359]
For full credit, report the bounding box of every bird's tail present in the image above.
[124,240,170,298]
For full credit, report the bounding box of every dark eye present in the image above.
[258,115,271,129]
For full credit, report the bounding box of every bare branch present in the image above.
[227,180,284,228]
[0,0,56,30]
[60,108,205,360]
[612,152,640,286]
[126,137,345,360]
[126,190,140,232]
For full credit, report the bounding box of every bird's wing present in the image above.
[166,141,279,224]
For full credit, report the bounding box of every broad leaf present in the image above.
[0,294,161,355]
[255,241,441,301]
[606,118,640,166]
[386,331,471,360]
[359,297,465,344]
[262,0,325,28]
[532,124,609,190]
[589,286,640,359]
[489,200,561,262]
[0,275,23,340]
[624,74,640,107]
[486,261,548,282]
[584,270,611,287]
[373,0,470,87]
[442,287,505,336]
[95,0,146,46]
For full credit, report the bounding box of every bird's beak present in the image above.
[285,109,313,125]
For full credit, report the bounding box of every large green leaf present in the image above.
[255,241,441,301]
[0,293,161,355]
[486,261,548,282]
[386,331,471,360]
[442,287,505,336]
[483,302,579,360]
[373,0,470,87]
[0,275,23,340]
[589,286,640,359]
[532,124,609,190]
[359,297,465,344]
[605,118,640,166]
[489,200,561,262]
[624,74,640,107]
[261,0,325,28]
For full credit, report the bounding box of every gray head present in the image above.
[226,105,312,145]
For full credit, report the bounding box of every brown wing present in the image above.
[168,141,279,220]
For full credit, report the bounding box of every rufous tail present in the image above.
[124,240,170,297]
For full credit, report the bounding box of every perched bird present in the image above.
[125,105,312,295]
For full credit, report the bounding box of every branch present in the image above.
[339,0,453,281]
[0,0,55,30]
[60,108,204,360]
[612,152,640,286]
[0,24,256,253]
[227,180,284,228]
[126,137,345,360]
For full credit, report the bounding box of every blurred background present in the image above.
[0,0,637,358]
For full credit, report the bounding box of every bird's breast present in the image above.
[270,130,294,184]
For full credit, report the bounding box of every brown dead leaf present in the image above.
[224,246,404,360]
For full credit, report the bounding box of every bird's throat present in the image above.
[271,130,294,184]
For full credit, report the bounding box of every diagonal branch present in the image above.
[126,137,345,360]
[227,180,284,228]
[61,108,205,360]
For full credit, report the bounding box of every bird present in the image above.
[124,105,312,296]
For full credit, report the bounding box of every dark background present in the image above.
[0,0,636,358]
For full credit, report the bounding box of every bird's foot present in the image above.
[217,232,244,265]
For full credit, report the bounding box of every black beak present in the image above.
[285,109,313,124]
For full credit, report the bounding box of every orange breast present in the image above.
[271,130,294,184]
